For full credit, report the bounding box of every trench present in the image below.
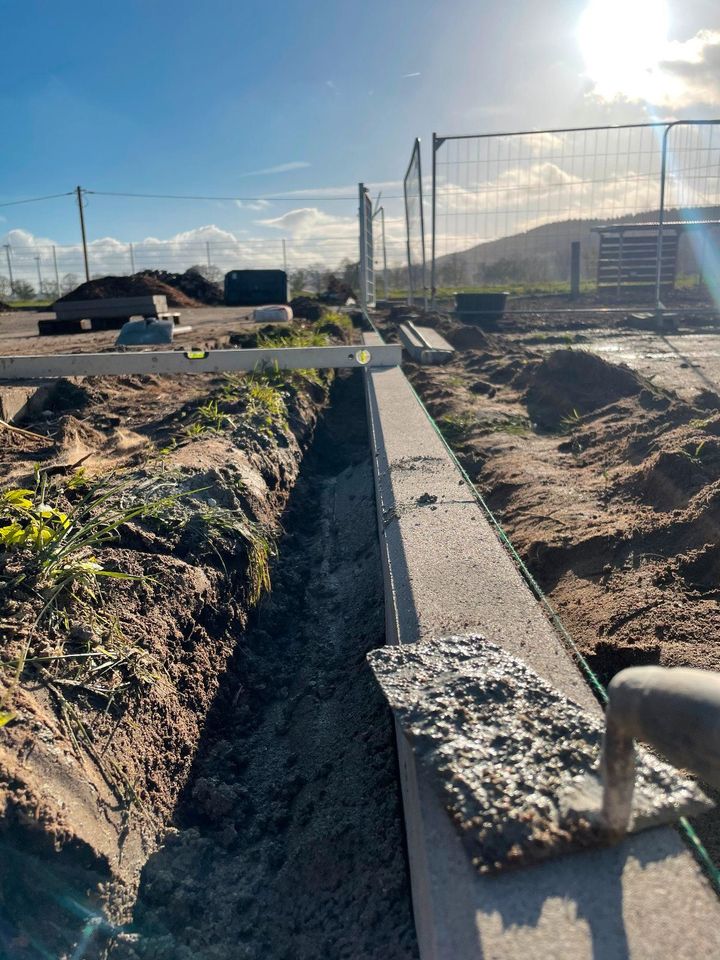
[112,371,419,960]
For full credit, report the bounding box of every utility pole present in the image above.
[3,244,14,294]
[34,255,43,293]
[282,238,288,274]
[76,186,90,282]
[129,242,135,274]
[206,241,212,269]
[52,245,60,297]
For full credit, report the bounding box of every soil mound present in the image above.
[628,437,720,512]
[56,274,202,308]
[290,296,324,321]
[526,349,643,429]
[137,269,223,305]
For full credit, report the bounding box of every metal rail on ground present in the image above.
[0,344,401,380]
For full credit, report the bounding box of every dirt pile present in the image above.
[56,274,202,308]
[525,349,645,429]
[137,269,223,306]
[289,296,324,321]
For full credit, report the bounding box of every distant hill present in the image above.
[432,207,720,286]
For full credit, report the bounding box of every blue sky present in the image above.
[1,0,719,279]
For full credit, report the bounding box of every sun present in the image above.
[578,0,670,102]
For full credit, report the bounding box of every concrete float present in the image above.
[362,327,720,960]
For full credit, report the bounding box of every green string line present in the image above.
[400,367,720,894]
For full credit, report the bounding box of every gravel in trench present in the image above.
[113,372,418,960]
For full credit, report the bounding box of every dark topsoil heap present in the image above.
[56,269,223,309]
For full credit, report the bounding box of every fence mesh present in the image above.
[431,121,720,300]
[403,138,426,304]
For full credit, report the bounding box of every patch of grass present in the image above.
[438,412,477,442]
[220,374,289,435]
[485,415,532,436]
[319,310,354,335]
[0,469,181,709]
[256,327,328,349]
[186,504,275,603]
[559,407,583,432]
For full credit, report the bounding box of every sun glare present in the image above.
[578,0,670,101]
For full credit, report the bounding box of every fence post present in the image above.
[403,166,414,307]
[655,123,672,311]
[358,183,375,312]
[417,139,427,310]
[52,245,60,297]
[431,132,438,308]
[570,241,581,298]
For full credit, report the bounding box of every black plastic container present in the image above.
[224,270,289,306]
[455,291,508,327]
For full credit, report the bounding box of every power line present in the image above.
[85,189,404,202]
[0,191,74,208]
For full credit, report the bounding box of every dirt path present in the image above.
[113,372,418,960]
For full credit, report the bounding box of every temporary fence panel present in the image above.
[657,120,720,305]
[429,121,720,305]
[358,183,376,310]
[403,138,427,306]
[372,205,389,301]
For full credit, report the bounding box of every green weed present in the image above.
[438,412,476,442]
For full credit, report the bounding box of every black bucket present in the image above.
[455,291,508,327]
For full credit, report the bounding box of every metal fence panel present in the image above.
[358,183,375,309]
[429,120,720,306]
[657,120,720,304]
[403,138,426,306]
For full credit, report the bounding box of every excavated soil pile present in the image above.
[136,269,223,306]
[0,363,336,955]
[56,274,202,308]
[525,350,645,429]
[399,321,720,858]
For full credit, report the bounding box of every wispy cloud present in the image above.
[265,179,402,200]
[235,199,272,211]
[402,72,421,78]
[239,161,310,178]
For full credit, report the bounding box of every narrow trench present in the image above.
[115,371,419,960]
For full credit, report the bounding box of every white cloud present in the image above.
[585,28,720,108]
[402,72,421,78]
[239,161,310,178]
[0,220,377,283]
[257,207,357,240]
[235,199,272,211]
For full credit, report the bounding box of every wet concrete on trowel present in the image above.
[368,635,711,874]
